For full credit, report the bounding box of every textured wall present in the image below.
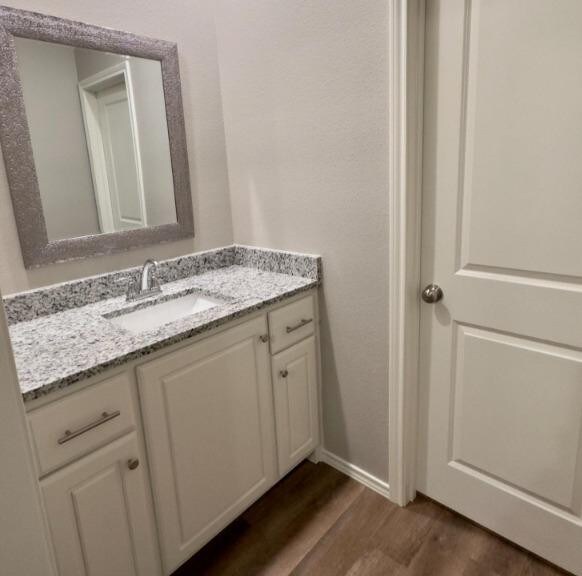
[0,289,55,576]
[215,0,389,480]
[130,56,177,227]
[0,0,233,294]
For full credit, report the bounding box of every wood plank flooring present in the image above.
[173,461,571,576]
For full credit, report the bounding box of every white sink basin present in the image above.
[108,293,223,334]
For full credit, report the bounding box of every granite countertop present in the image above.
[5,246,321,402]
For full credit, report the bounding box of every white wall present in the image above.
[130,57,177,227]
[74,47,124,79]
[214,1,389,481]
[0,0,233,294]
[0,289,55,576]
[15,38,101,241]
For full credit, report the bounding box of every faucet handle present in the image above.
[148,264,162,291]
[125,275,140,301]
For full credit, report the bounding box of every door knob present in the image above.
[127,458,140,470]
[421,283,443,303]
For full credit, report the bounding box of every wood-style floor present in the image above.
[173,461,570,576]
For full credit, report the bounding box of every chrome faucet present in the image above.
[126,259,163,302]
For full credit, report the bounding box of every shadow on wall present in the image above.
[318,288,350,462]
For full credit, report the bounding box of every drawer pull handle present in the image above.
[57,410,121,445]
[285,318,313,333]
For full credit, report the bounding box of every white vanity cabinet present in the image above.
[27,290,320,576]
[271,335,319,476]
[137,315,278,574]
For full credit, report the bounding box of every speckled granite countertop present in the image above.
[5,246,321,402]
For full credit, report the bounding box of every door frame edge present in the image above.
[387,0,425,506]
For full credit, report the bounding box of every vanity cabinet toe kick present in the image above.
[27,291,321,576]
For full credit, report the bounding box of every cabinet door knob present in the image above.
[127,458,140,470]
[259,334,269,343]
[279,369,289,378]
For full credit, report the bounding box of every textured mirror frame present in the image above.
[0,6,194,268]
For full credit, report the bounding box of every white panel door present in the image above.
[98,82,146,231]
[41,433,160,576]
[419,1,582,574]
[137,317,277,574]
[272,336,319,476]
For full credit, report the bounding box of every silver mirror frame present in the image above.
[0,6,194,268]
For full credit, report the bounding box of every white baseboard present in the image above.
[319,449,391,500]
[308,446,322,464]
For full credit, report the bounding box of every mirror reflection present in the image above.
[14,38,177,241]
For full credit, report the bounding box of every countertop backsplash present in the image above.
[3,245,322,325]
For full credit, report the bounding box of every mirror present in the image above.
[15,39,177,240]
[0,6,194,267]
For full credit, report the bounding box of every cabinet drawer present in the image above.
[268,294,315,354]
[28,373,137,477]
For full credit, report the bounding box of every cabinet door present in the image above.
[41,433,160,576]
[137,316,277,574]
[272,335,319,476]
